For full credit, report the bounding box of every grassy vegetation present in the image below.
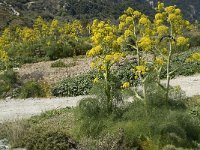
[0,94,199,149]
[51,60,76,68]
[161,47,200,78]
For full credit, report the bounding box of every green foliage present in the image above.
[0,108,77,149]
[51,60,76,68]
[25,131,77,150]
[52,73,94,97]
[51,60,67,68]
[18,80,51,98]
[76,83,200,149]
[0,96,200,149]
[0,69,18,98]
[113,61,136,86]
[161,47,200,78]
[189,34,200,47]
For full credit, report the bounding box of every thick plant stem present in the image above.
[136,47,141,67]
[166,41,172,102]
[166,22,173,102]
[142,80,148,115]
[105,62,111,111]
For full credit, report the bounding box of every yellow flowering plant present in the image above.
[153,2,191,101]
[0,50,8,72]
[187,53,200,62]
[118,7,155,103]
[87,19,125,111]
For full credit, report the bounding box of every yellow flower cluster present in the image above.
[187,53,200,62]
[134,65,147,75]
[0,50,8,62]
[93,77,99,83]
[33,16,49,36]
[124,29,133,38]
[121,82,130,89]
[139,16,150,26]
[19,27,38,42]
[87,45,102,57]
[138,36,152,51]
[117,36,125,45]
[126,16,133,24]
[176,36,189,46]
[157,2,164,12]
[165,6,176,14]
[155,57,164,65]
[0,28,14,49]
[90,19,118,49]
[155,13,164,20]
[49,19,59,35]
[154,2,191,37]
[104,52,124,63]
[60,20,84,39]
[157,25,169,36]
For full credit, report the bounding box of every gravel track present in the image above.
[0,96,89,123]
[0,74,199,123]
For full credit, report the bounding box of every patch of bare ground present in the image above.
[16,56,92,84]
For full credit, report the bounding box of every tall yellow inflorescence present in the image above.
[87,19,124,71]
[154,2,191,47]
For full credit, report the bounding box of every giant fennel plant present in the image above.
[87,2,192,111]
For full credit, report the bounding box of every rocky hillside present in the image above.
[0,0,200,31]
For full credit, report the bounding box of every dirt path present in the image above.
[0,74,199,123]
[162,74,200,97]
[0,96,89,123]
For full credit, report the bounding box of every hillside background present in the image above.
[1,0,200,31]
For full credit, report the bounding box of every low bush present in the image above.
[0,69,19,98]
[41,38,91,60]
[51,60,66,68]
[189,34,200,48]
[51,60,76,68]
[25,131,77,150]
[0,108,77,149]
[52,73,94,97]
[18,80,51,98]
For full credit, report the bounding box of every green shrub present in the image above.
[189,34,200,47]
[177,113,200,142]
[159,124,187,147]
[51,60,66,68]
[0,69,18,98]
[25,131,77,150]
[18,80,51,98]
[51,60,76,68]
[72,38,92,56]
[52,73,94,97]
[113,62,136,86]
[44,38,91,60]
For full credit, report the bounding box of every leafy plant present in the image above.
[52,73,94,97]
[18,80,51,98]
[25,131,77,150]
[0,69,19,98]
[51,60,66,68]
